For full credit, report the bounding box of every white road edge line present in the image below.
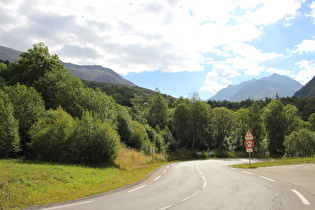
[291,189,311,205]
[154,176,161,181]
[260,176,275,182]
[40,200,93,210]
[128,185,146,193]
[242,170,251,174]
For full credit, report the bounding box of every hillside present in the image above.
[210,73,302,102]
[293,76,315,98]
[0,45,135,86]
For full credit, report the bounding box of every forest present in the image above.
[0,43,314,165]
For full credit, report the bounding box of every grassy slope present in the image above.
[0,159,165,209]
[233,157,315,169]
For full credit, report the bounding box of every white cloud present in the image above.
[293,37,315,54]
[0,0,306,77]
[200,63,240,93]
[309,1,315,22]
[266,67,292,75]
[294,60,315,84]
[223,43,283,75]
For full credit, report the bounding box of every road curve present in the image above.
[38,159,315,210]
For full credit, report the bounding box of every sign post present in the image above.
[150,147,155,163]
[244,130,254,166]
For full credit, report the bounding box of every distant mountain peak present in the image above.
[210,74,302,102]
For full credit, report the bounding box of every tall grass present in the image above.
[0,149,167,209]
[114,147,166,170]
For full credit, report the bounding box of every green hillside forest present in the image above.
[0,43,315,165]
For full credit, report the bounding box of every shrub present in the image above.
[284,129,315,157]
[0,90,20,158]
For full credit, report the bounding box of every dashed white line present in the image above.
[163,170,167,173]
[260,176,275,182]
[292,189,311,205]
[154,176,161,181]
[128,185,146,193]
[242,170,252,174]
[40,201,93,210]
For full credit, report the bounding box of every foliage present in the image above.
[212,107,235,151]
[0,43,64,86]
[284,129,315,157]
[29,108,120,165]
[248,102,264,152]
[262,100,287,155]
[130,121,152,152]
[309,113,315,131]
[147,89,168,129]
[28,107,76,162]
[70,111,120,165]
[0,90,20,158]
[3,84,45,155]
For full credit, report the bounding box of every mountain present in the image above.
[0,45,135,86]
[210,73,303,102]
[61,62,135,86]
[293,76,315,98]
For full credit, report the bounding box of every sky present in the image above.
[1,0,315,100]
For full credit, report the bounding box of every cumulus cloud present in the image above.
[200,63,240,93]
[293,60,315,85]
[293,37,315,54]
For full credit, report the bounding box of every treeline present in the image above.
[0,43,314,165]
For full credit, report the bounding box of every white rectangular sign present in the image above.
[246,148,253,153]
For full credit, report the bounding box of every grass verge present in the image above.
[0,151,167,209]
[233,157,315,169]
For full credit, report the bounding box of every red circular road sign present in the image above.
[245,139,254,149]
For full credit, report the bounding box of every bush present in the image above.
[70,111,120,165]
[28,107,75,162]
[284,129,315,157]
[0,90,20,158]
[29,108,120,165]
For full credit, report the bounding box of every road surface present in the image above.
[37,159,315,210]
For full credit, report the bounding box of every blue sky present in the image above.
[1,0,315,100]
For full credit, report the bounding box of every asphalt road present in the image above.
[38,159,315,210]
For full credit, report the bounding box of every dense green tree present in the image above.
[284,129,315,157]
[3,84,45,155]
[262,100,287,155]
[234,108,250,151]
[212,107,235,151]
[28,107,75,162]
[70,111,120,165]
[116,104,134,146]
[0,90,20,158]
[131,121,151,151]
[190,100,212,149]
[1,43,65,86]
[284,104,304,135]
[309,113,315,131]
[248,102,264,152]
[0,63,7,88]
[147,89,168,129]
[172,103,192,148]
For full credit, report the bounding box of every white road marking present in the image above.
[291,189,311,205]
[203,181,207,188]
[154,176,161,181]
[158,205,173,210]
[260,176,275,182]
[242,170,252,174]
[163,170,167,173]
[40,201,93,210]
[167,166,170,169]
[128,185,146,193]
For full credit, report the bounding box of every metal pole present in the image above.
[249,152,251,167]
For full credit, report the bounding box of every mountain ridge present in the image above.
[210,73,303,102]
[0,45,135,86]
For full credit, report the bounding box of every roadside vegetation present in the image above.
[0,43,314,208]
[0,148,167,209]
[233,157,315,169]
